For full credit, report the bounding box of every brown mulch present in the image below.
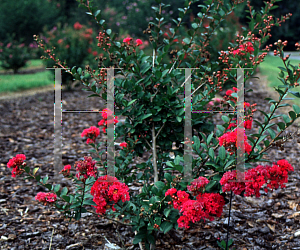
[0,73,300,250]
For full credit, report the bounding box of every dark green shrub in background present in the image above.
[0,0,59,46]
[41,22,96,89]
[0,36,30,73]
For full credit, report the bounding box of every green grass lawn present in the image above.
[0,59,54,93]
[0,70,53,93]
[258,54,300,106]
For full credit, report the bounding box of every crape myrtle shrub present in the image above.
[238,0,300,50]
[8,0,300,249]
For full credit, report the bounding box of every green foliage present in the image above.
[0,36,30,73]
[16,0,300,248]
[41,22,96,88]
[0,0,59,45]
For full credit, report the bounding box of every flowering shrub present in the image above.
[0,39,30,73]
[8,0,300,249]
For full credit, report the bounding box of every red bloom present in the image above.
[60,165,71,177]
[91,175,130,215]
[123,37,132,45]
[7,154,26,168]
[75,156,97,181]
[187,176,209,196]
[136,39,143,46]
[101,108,113,119]
[119,142,128,149]
[74,22,83,30]
[92,51,98,56]
[218,128,252,154]
[7,154,26,178]
[35,192,57,204]
[88,48,92,53]
[57,39,63,44]
[81,126,100,144]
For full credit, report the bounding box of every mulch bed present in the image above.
[0,74,300,250]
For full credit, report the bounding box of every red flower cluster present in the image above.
[75,156,98,181]
[119,142,128,149]
[35,192,57,205]
[220,159,294,197]
[233,42,254,55]
[73,22,83,30]
[224,87,239,104]
[123,37,143,46]
[187,176,209,196]
[90,175,130,215]
[98,108,119,133]
[81,126,100,144]
[136,39,143,46]
[223,87,257,130]
[166,177,225,229]
[218,127,252,155]
[7,154,26,178]
[60,164,71,177]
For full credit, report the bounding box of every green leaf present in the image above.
[208,148,215,160]
[24,166,30,174]
[221,115,229,123]
[35,175,41,182]
[141,114,152,120]
[61,187,68,196]
[45,184,52,191]
[164,173,173,183]
[289,111,296,120]
[207,133,214,144]
[267,128,277,140]
[42,176,48,184]
[183,38,191,44]
[155,181,165,190]
[219,146,226,160]
[256,134,268,145]
[277,122,286,130]
[75,212,81,221]
[54,184,60,193]
[61,195,70,203]
[94,10,101,17]
[282,114,291,123]
[191,23,198,29]
[161,221,173,234]
[33,167,39,175]
[70,202,81,209]
[205,180,216,192]
[293,104,300,115]
[288,90,300,98]
[83,200,97,206]
[128,99,137,106]
[176,116,182,122]
[224,159,235,170]
[164,208,172,218]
